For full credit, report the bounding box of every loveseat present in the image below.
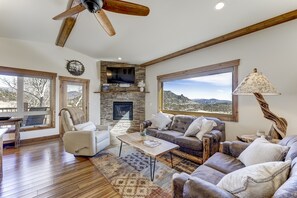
[172,135,297,198]
[141,115,225,163]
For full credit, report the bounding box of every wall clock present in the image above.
[66,60,85,76]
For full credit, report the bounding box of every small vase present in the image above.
[140,130,146,136]
[140,87,144,92]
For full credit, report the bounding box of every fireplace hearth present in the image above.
[113,102,133,120]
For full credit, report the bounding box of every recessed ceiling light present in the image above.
[215,2,225,10]
[118,57,122,60]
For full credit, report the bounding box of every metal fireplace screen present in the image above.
[113,102,133,120]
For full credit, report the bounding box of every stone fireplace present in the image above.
[100,61,145,139]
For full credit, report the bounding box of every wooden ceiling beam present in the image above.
[140,9,297,67]
[55,0,81,47]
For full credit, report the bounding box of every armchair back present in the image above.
[59,107,86,137]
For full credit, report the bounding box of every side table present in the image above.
[0,128,8,177]
[0,118,23,148]
[237,134,279,144]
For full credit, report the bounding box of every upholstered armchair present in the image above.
[59,108,110,156]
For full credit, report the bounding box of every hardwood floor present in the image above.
[0,139,121,198]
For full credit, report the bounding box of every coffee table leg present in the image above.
[119,141,123,157]
[170,152,174,168]
[149,156,156,181]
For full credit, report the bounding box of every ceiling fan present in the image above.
[53,0,150,36]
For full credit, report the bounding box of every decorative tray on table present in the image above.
[143,139,161,148]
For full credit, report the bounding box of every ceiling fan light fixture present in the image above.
[215,2,225,10]
[82,0,103,13]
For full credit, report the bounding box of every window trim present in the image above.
[157,59,239,122]
[0,66,57,131]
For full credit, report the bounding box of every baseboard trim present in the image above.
[21,135,60,145]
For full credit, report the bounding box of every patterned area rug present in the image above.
[89,145,199,198]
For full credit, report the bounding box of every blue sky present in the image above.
[164,72,232,101]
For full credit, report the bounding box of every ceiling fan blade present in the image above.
[94,11,116,36]
[53,4,86,20]
[103,0,150,16]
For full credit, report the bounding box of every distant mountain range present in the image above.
[67,91,81,100]
[192,98,232,105]
[163,91,232,114]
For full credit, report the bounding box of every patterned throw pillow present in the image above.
[217,160,291,197]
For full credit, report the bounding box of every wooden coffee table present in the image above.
[117,132,179,181]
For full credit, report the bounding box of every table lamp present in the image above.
[233,68,287,139]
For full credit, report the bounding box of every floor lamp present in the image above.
[233,68,287,139]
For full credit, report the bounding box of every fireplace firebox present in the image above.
[113,102,133,120]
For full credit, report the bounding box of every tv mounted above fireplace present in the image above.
[106,67,135,84]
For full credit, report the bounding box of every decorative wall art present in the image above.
[66,60,85,76]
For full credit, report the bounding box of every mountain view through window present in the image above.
[163,72,232,114]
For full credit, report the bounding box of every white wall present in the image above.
[0,37,100,140]
[145,20,297,141]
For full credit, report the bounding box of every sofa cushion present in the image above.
[150,112,172,130]
[217,160,291,198]
[238,137,289,166]
[191,164,225,185]
[156,130,184,143]
[273,158,297,197]
[95,130,109,143]
[175,136,203,151]
[170,115,195,133]
[146,128,159,137]
[196,119,217,140]
[206,117,226,141]
[184,177,235,198]
[285,142,297,162]
[204,152,245,174]
[61,110,75,131]
[184,116,204,137]
[279,135,297,147]
[74,121,96,131]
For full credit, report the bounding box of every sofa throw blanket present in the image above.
[59,107,86,125]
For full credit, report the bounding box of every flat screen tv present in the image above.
[106,67,135,84]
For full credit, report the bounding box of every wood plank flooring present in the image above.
[0,139,121,198]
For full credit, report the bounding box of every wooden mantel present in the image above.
[141,9,297,67]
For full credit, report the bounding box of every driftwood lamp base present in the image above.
[253,93,287,139]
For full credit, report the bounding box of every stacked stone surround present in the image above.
[100,61,145,139]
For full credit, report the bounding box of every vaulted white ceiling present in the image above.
[1,0,297,64]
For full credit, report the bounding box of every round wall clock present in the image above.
[66,60,85,76]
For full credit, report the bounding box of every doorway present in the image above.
[59,76,89,136]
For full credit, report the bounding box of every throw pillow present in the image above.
[184,116,204,137]
[196,119,217,140]
[150,112,172,130]
[217,160,291,197]
[238,137,289,166]
[74,121,96,131]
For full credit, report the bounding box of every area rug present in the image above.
[89,145,199,198]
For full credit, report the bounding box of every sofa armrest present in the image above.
[202,130,223,162]
[140,120,152,131]
[172,172,191,198]
[220,141,250,158]
[96,125,111,131]
[63,130,96,155]
[183,177,235,198]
